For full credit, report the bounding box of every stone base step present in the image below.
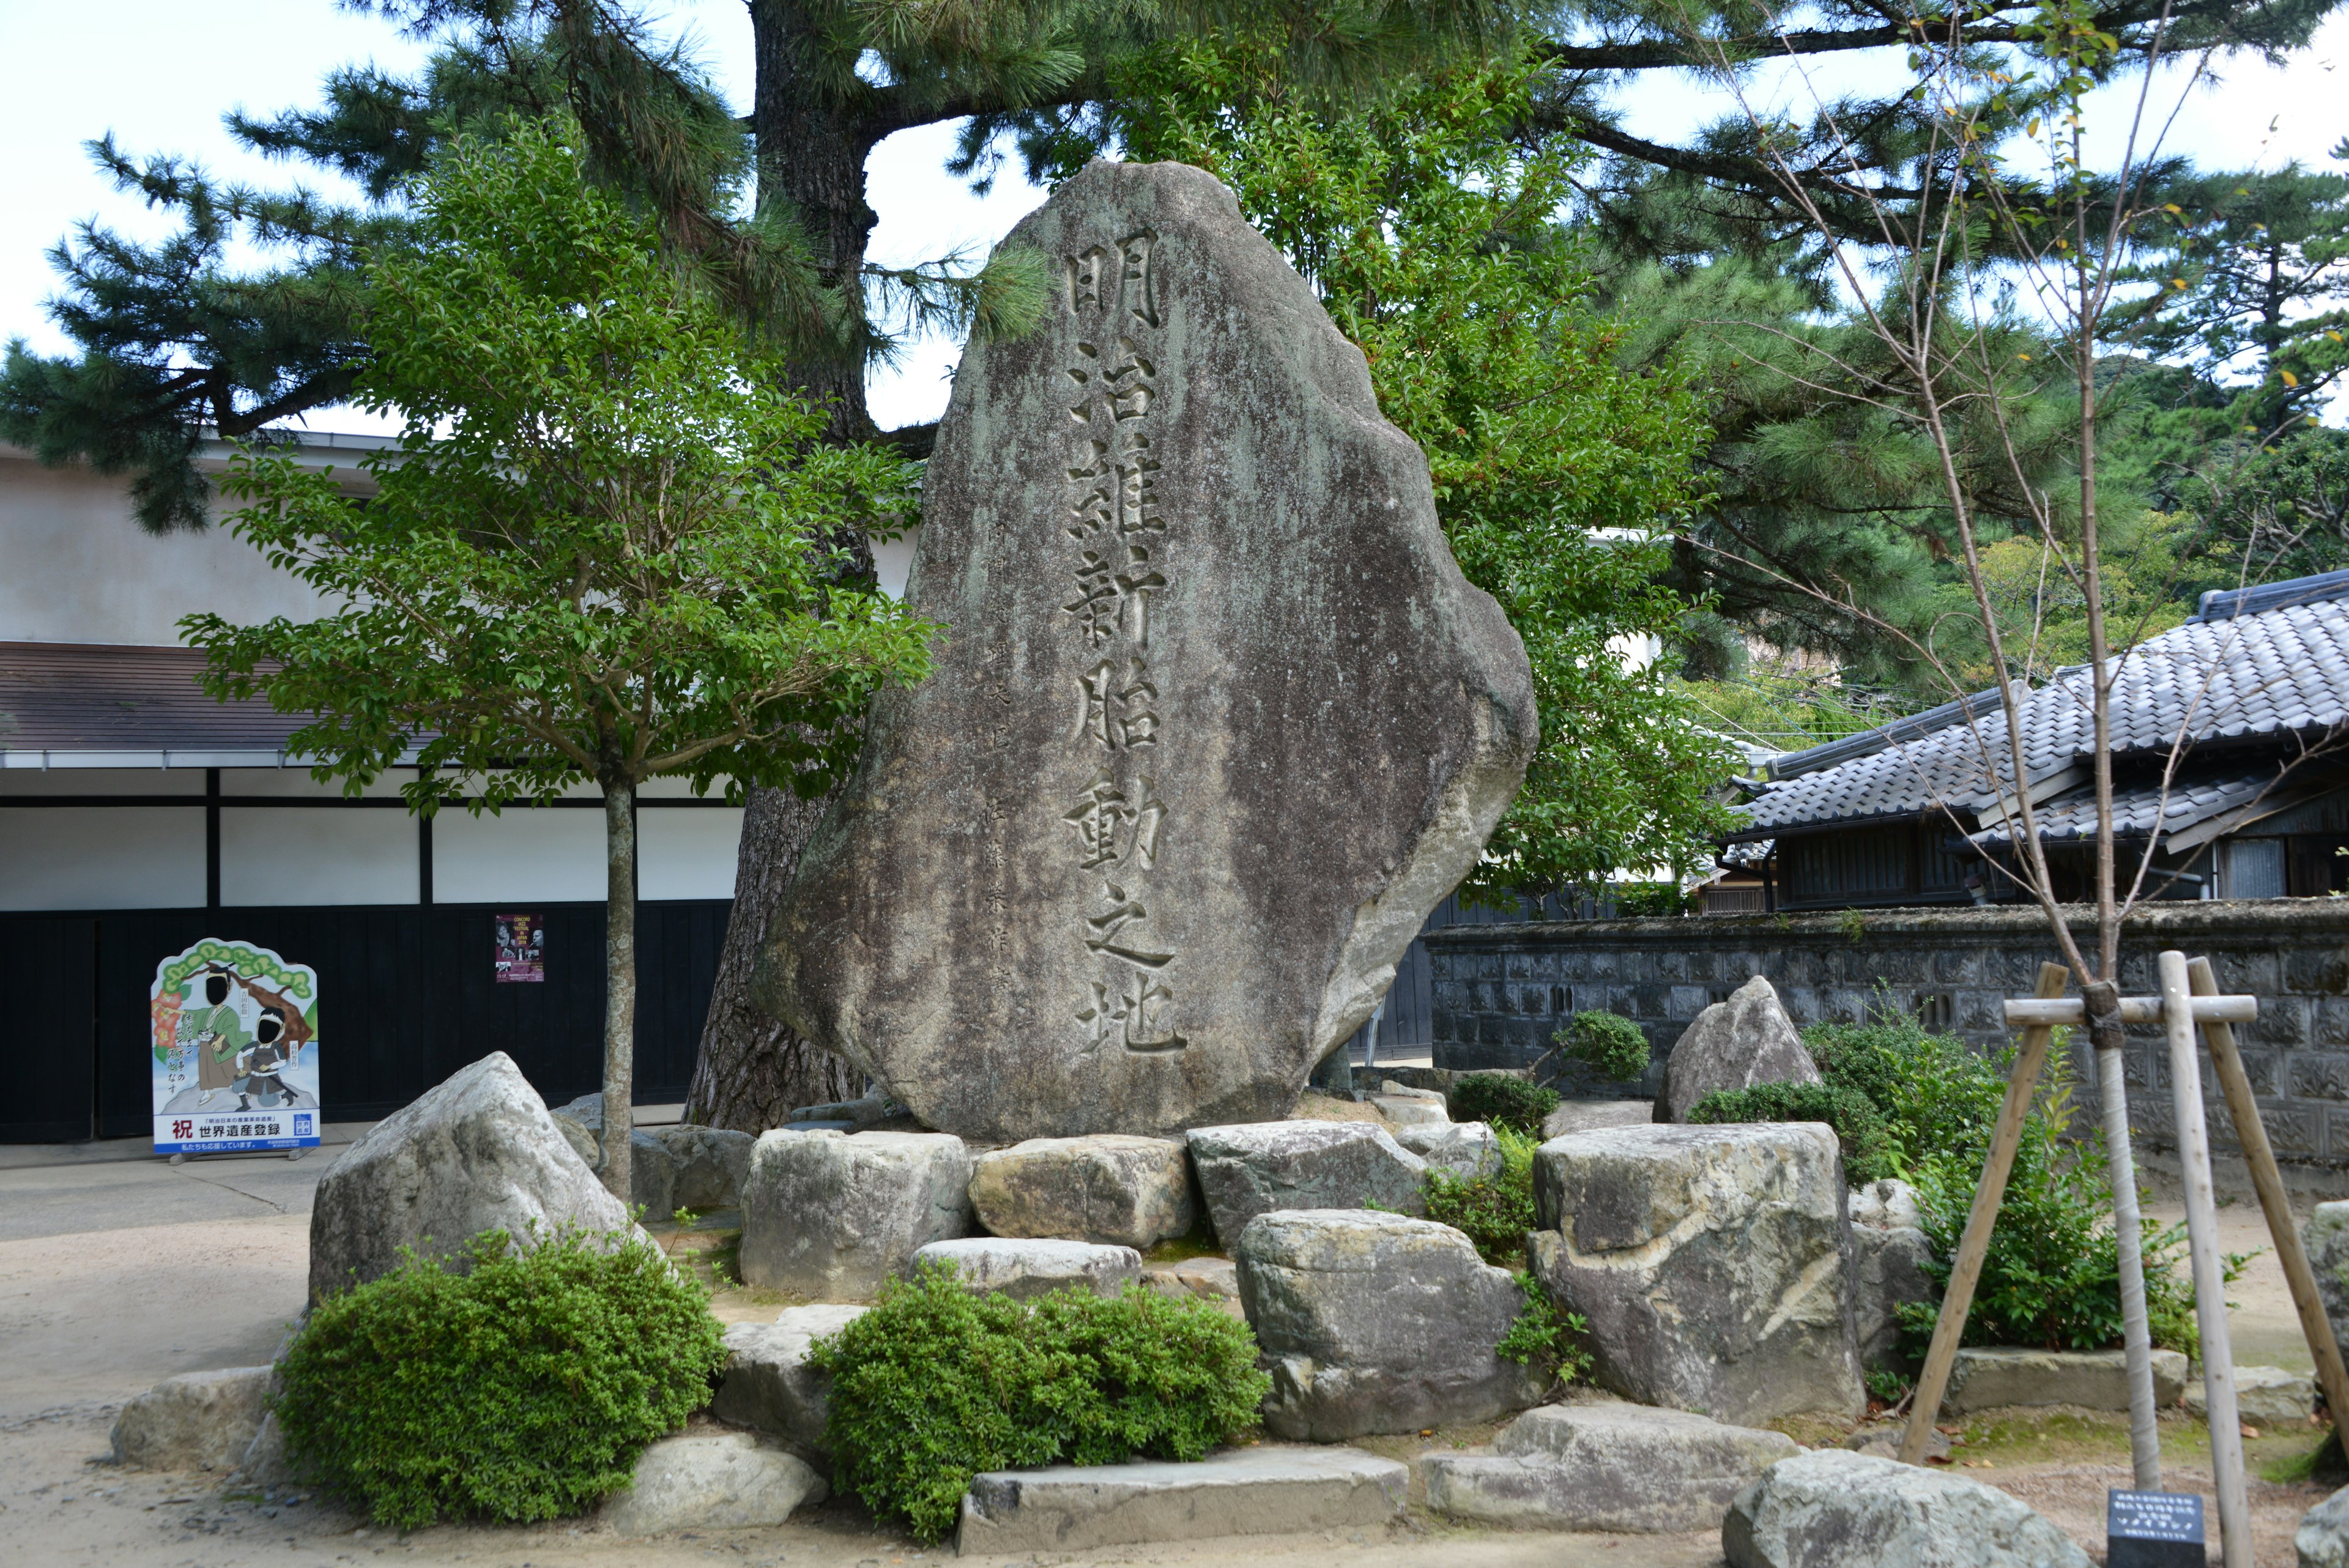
[955,1444,1407,1556]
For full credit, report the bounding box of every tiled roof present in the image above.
[0,642,306,764]
[1964,767,2283,849]
[1734,573,2349,839]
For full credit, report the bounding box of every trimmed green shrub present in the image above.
[275,1224,725,1528]
[1423,1123,1541,1268]
[1686,1080,1900,1185]
[811,1265,1271,1542]
[1447,1072,1560,1137]
[1552,1010,1651,1085]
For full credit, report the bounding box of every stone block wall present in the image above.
[1426,900,2349,1195]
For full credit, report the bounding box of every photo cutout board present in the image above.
[152,939,322,1155]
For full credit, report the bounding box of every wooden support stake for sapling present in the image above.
[2189,955,2349,1439]
[2159,948,2251,1568]
[1899,960,2070,1467]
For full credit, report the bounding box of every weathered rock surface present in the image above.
[1532,1122,1863,1425]
[914,1238,1143,1300]
[967,1134,1195,1248]
[547,1094,680,1217]
[1236,1209,1542,1440]
[111,1367,276,1471]
[1941,1346,2189,1415]
[1541,1100,1653,1139]
[2301,1481,2349,1568]
[1142,1255,1240,1304]
[1370,1093,1449,1128]
[1424,1400,1798,1533]
[2185,1364,2315,1428]
[1187,1121,1426,1246]
[651,1125,757,1211]
[738,1130,973,1300]
[754,159,1537,1144]
[1850,1178,1935,1370]
[236,1411,294,1485]
[2309,1201,2349,1362]
[310,1053,633,1302]
[956,1444,1408,1555]
[1393,1120,1501,1180]
[1723,1448,2091,1568]
[1659,976,1820,1123]
[710,1304,869,1454]
[601,1433,827,1535]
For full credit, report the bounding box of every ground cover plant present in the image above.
[812,1266,1271,1542]
[275,1224,725,1528]
[1695,1013,2202,1359]
[1447,1074,1560,1138]
[1421,1125,1594,1389]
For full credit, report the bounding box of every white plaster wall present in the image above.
[221,808,421,905]
[0,453,336,645]
[639,808,744,899]
[0,807,206,910]
[432,808,608,902]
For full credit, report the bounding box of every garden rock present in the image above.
[2309,1201,2349,1358]
[913,1238,1143,1300]
[956,1444,1407,1555]
[1542,1100,1653,1139]
[1370,1093,1449,1127]
[1723,1448,2091,1568]
[1393,1120,1501,1179]
[1423,1399,1798,1533]
[2188,1364,2315,1428]
[1186,1121,1426,1246]
[1532,1121,1863,1424]
[1236,1208,1542,1440]
[967,1134,1196,1248]
[650,1124,756,1211]
[738,1129,973,1300]
[111,1365,276,1471]
[755,158,1537,1145]
[2299,1481,2349,1568]
[547,1094,681,1217]
[1658,976,1820,1123]
[1850,1178,1934,1370]
[1941,1347,2189,1415]
[601,1433,826,1535]
[1142,1255,1240,1304]
[309,1052,633,1302]
[710,1304,869,1454]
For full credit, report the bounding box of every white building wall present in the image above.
[432,807,609,903]
[0,807,206,910]
[220,808,421,905]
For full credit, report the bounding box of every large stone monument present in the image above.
[757,160,1535,1141]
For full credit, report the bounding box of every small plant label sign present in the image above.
[150,938,321,1156]
[2106,1488,2203,1568]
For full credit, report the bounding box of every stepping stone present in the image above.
[955,1444,1406,1555]
[710,1304,870,1454]
[1425,1400,1797,1532]
[601,1433,826,1535]
[1941,1346,2188,1415]
[913,1238,1141,1301]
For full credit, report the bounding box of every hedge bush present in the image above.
[1687,1080,1899,1185]
[811,1266,1271,1542]
[275,1224,724,1528]
[1446,1072,1560,1137]
[1551,1010,1652,1085]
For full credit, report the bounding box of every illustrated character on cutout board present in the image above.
[236,1008,292,1110]
[191,966,250,1105]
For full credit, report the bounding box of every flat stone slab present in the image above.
[955,1444,1407,1555]
[2186,1363,2315,1429]
[915,1238,1142,1301]
[1186,1121,1425,1247]
[967,1134,1197,1249]
[710,1304,870,1454]
[1941,1346,2189,1415]
[1724,1448,2091,1568]
[1425,1400,1798,1533]
[111,1366,276,1471]
[601,1433,827,1535]
[756,158,1536,1143]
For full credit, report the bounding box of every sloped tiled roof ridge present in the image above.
[1732,570,2349,839]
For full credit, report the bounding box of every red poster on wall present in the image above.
[495,913,544,983]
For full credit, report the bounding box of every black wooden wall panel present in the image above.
[1,901,727,1142]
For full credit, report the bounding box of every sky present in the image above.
[5,1,2348,437]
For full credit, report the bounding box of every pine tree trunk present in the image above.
[601,779,637,1201]
[685,782,861,1130]
[686,4,891,1124]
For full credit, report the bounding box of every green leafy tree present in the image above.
[1107,39,1738,895]
[182,122,935,1198]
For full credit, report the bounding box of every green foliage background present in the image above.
[275,1225,725,1528]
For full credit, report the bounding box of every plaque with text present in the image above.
[2107,1489,2204,1568]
